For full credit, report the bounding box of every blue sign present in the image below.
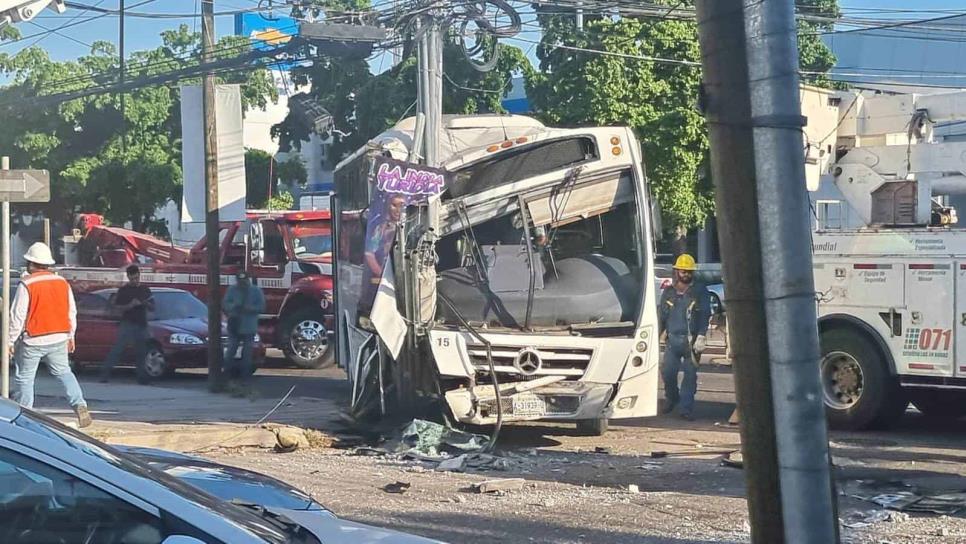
[234,11,298,64]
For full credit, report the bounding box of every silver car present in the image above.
[0,398,443,544]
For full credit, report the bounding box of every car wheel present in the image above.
[820,329,907,430]
[137,344,168,384]
[280,307,335,369]
[576,418,609,436]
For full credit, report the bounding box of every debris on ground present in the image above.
[636,461,663,471]
[627,484,640,494]
[840,509,908,529]
[272,427,308,453]
[397,419,488,460]
[435,452,512,473]
[475,478,526,494]
[845,479,966,515]
[382,481,412,494]
[721,451,743,469]
[595,446,613,454]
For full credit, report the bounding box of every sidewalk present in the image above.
[33,373,343,452]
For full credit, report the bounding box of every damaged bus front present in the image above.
[333,115,660,435]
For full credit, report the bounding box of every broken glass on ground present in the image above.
[844,479,966,515]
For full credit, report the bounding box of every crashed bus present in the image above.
[332,115,660,435]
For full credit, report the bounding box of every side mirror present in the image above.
[248,222,265,265]
[162,537,206,544]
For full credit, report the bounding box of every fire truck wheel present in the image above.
[281,308,334,369]
[909,390,966,420]
[576,418,609,436]
[820,328,906,430]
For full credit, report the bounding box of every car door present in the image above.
[73,292,119,363]
[0,444,167,543]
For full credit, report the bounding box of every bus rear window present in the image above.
[447,137,597,200]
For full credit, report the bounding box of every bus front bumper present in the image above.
[444,379,616,425]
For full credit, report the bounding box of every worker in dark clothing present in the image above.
[658,254,711,420]
[101,265,154,383]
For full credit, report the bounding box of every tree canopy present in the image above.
[0,25,276,234]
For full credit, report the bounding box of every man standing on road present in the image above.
[101,265,154,383]
[223,270,265,386]
[9,242,91,428]
[658,254,711,421]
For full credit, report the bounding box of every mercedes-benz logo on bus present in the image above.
[513,347,542,376]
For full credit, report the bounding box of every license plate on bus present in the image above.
[512,395,546,417]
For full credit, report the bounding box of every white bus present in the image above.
[332,115,660,435]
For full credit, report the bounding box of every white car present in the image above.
[0,398,444,544]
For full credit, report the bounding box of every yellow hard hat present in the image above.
[673,254,697,271]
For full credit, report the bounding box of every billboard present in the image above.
[235,11,297,68]
[180,84,247,223]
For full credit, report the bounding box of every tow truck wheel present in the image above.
[576,418,609,436]
[820,329,907,430]
[281,308,335,369]
[909,390,966,420]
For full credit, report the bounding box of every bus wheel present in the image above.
[820,328,907,430]
[576,418,609,436]
[909,390,966,421]
[281,307,335,369]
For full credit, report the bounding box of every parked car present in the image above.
[72,287,265,382]
[0,399,443,544]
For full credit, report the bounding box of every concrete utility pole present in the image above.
[1,156,8,399]
[694,1,837,542]
[743,0,837,540]
[202,0,223,391]
[119,0,126,152]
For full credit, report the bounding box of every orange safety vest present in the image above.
[23,270,72,337]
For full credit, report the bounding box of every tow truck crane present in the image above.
[806,87,966,429]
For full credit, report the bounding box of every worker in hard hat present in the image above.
[8,242,92,428]
[658,253,711,421]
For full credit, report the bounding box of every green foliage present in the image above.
[528,1,841,233]
[0,25,276,235]
[796,0,843,88]
[266,190,295,211]
[274,0,530,168]
[245,149,308,208]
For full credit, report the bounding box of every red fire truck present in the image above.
[59,210,334,368]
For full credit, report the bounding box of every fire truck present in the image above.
[808,88,966,429]
[58,210,334,368]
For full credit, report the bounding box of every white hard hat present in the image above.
[24,242,55,266]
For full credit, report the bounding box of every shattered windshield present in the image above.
[435,172,644,333]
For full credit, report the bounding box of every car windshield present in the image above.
[150,291,209,321]
[11,408,320,544]
[287,221,332,258]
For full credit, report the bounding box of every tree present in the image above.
[273,0,531,167]
[528,1,841,241]
[0,25,277,234]
[245,149,308,208]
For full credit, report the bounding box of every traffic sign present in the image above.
[0,169,50,202]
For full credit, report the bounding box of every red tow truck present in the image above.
[59,210,335,368]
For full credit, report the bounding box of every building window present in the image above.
[816,200,844,230]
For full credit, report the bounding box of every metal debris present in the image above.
[475,478,526,493]
[382,481,412,494]
[721,451,743,469]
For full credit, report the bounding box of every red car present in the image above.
[72,287,265,381]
